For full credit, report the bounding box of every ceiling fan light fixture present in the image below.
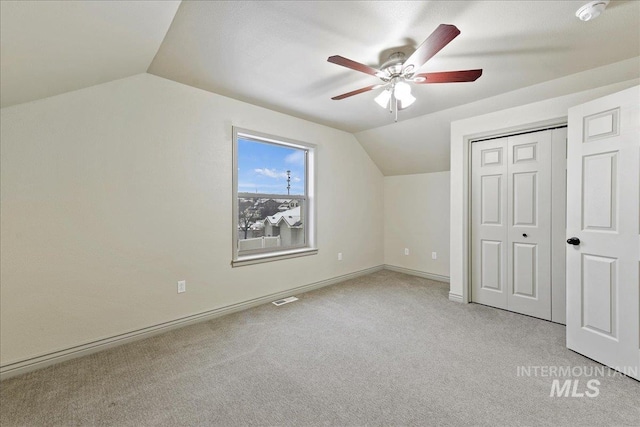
[327,24,482,122]
[374,89,391,108]
[576,0,609,21]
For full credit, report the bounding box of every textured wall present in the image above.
[384,172,450,278]
[0,74,384,365]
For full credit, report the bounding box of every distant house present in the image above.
[264,206,304,246]
[277,200,299,211]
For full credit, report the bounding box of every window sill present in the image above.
[231,248,318,267]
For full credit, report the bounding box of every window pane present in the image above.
[237,197,305,253]
[237,138,305,195]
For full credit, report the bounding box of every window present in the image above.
[232,127,316,266]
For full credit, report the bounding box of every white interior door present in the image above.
[507,131,552,320]
[566,86,640,380]
[472,138,508,309]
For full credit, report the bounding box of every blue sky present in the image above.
[237,138,305,195]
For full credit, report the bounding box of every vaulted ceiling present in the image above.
[2,1,639,174]
[148,0,639,134]
[0,1,180,108]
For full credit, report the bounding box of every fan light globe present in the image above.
[374,89,391,108]
[399,93,416,109]
[394,81,416,108]
[394,81,411,97]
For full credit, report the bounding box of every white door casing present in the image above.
[566,86,639,380]
[551,128,568,324]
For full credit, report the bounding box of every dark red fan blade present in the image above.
[328,55,382,77]
[331,85,381,100]
[403,24,460,73]
[413,69,483,84]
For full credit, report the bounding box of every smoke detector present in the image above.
[576,0,610,21]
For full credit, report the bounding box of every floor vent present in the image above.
[272,296,299,306]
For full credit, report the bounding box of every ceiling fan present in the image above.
[328,24,482,121]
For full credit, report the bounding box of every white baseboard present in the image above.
[383,264,450,283]
[0,265,384,380]
[448,292,464,303]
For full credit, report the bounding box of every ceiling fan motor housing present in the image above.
[379,51,420,85]
[380,52,408,78]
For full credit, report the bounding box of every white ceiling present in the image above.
[356,58,640,176]
[2,1,639,175]
[149,0,639,134]
[0,0,180,108]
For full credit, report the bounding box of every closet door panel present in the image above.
[507,131,552,320]
[471,138,508,309]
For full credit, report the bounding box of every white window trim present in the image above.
[231,127,317,267]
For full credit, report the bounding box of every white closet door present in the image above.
[471,130,554,321]
[566,86,639,380]
[472,138,508,309]
[506,131,552,320]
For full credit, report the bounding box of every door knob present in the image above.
[522,233,528,238]
[567,237,580,245]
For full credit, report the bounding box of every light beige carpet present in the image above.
[1,270,638,426]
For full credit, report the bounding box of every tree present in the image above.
[238,199,263,239]
[259,199,281,218]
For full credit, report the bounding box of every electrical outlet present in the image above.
[177,280,186,293]
[404,248,410,256]
[338,252,343,261]
[432,252,437,260]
